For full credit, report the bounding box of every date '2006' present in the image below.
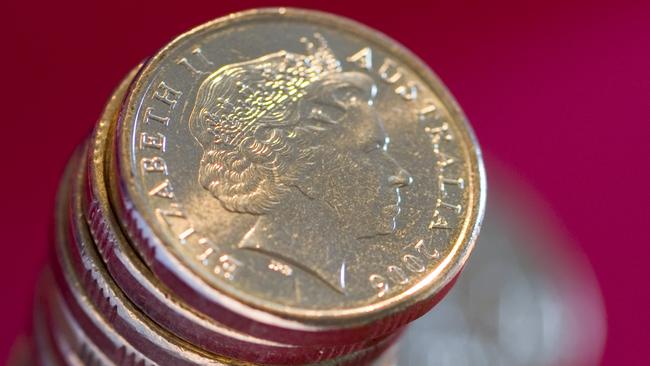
[369,239,440,298]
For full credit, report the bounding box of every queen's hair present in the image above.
[188,35,375,214]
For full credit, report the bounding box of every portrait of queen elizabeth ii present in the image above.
[188,34,412,293]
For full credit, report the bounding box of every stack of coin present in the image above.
[30,7,486,366]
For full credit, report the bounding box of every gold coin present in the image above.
[111,7,485,344]
[89,66,388,364]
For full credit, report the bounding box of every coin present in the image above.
[44,270,402,366]
[52,150,235,366]
[111,7,485,345]
[33,280,63,366]
[393,167,606,365]
[5,335,35,366]
[43,268,403,366]
[86,67,387,363]
[309,330,402,366]
[41,275,114,366]
[52,151,405,366]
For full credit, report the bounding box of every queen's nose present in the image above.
[388,167,413,188]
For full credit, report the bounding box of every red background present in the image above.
[2,0,648,364]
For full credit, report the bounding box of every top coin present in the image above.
[113,7,485,330]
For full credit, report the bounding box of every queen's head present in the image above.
[188,34,411,239]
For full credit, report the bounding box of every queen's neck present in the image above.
[237,187,355,293]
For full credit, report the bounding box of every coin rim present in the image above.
[56,151,235,365]
[90,66,392,361]
[59,151,404,365]
[115,7,487,324]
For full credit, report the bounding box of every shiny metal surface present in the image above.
[112,8,485,342]
[45,282,113,366]
[87,67,391,364]
[33,292,61,366]
[53,151,234,365]
[25,7,492,364]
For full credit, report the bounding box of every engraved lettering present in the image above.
[440,176,465,190]
[196,247,214,264]
[424,122,450,137]
[177,58,202,75]
[437,152,456,168]
[437,198,462,214]
[148,179,175,199]
[346,47,373,70]
[192,47,214,65]
[141,157,168,174]
[214,255,241,280]
[429,210,451,229]
[369,274,389,297]
[196,237,244,278]
[155,203,184,219]
[140,132,166,151]
[387,265,408,285]
[402,254,425,273]
[153,81,182,108]
[178,227,195,242]
[144,107,170,126]
[177,47,215,75]
[155,204,186,234]
[425,124,454,150]
[415,239,440,259]
[378,58,403,84]
[418,104,438,120]
[395,81,418,101]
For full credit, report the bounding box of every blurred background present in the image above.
[2,0,648,364]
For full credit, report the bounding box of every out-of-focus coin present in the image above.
[6,335,35,366]
[41,276,113,366]
[309,330,402,366]
[393,165,606,365]
[33,284,62,366]
[86,67,391,364]
[111,7,485,345]
[52,151,234,366]
[51,153,408,366]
